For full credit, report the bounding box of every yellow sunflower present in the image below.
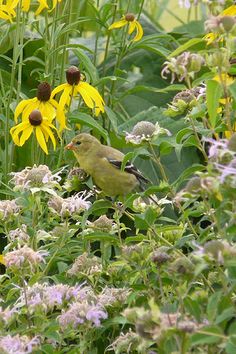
[52,66,105,117]
[0,0,16,21]
[10,110,57,154]
[15,82,66,131]
[109,13,143,42]
[7,0,49,15]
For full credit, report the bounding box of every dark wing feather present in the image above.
[107,158,149,184]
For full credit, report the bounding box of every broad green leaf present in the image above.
[84,233,119,244]
[191,326,224,346]
[73,48,98,82]
[168,38,204,58]
[69,112,109,141]
[206,79,222,128]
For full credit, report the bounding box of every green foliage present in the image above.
[0,0,236,353]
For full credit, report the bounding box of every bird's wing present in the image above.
[106,158,149,184]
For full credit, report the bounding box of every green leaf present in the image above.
[206,79,222,128]
[88,200,113,216]
[84,232,119,244]
[168,38,204,58]
[105,106,118,132]
[69,112,109,141]
[72,48,98,83]
[191,326,224,346]
[228,80,236,102]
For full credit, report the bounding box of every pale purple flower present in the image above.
[20,282,93,313]
[0,306,17,325]
[58,301,107,329]
[0,199,20,221]
[48,192,92,218]
[179,0,191,8]
[98,287,131,307]
[10,164,62,192]
[0,334,40,354]
[8,225,29,245]
[4,246,48,270]
[204,137,228,159]
[67,252,102,277]
[86,306,108,327]
[215,158,236,182]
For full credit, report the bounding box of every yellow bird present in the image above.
[66,133,148,197]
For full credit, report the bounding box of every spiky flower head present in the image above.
[125,121,170,145]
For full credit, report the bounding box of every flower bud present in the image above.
[152,248,170,265]
[227,133,236,152]
[177,320,197,333]
[187,53,205,73]
[220,15,236,33]
[185,176,201,193]
[125,13,135,22]
[37,82,51,101]
[203,240,224,259]
[92,215,113,232]
[66,66,81,85]
[29,110,42,126]
[206,49,230,71]
[131,121,156,138]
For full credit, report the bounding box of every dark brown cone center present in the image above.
[125,13,135,22]
[29,110,43,126]
[66,66,81,85]
[37,82,52,101]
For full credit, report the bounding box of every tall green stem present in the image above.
[4,3,22,183]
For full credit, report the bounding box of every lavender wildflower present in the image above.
[0,306,17,325]
[215,157,236,183]
[8,225,29,246]
[0,199,20,221]
[20,282,93,312]
[98,287,131,306]
[48,192,92,218]
[4,246,48,270]
[58,301,107,329]
[67,252,102,277]
[0,334,40,354]
[10,164,62,193]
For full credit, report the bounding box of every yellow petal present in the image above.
[39,101,56,121]
[10,121,29,145]
[0,255,5,265]
[14,99,32,122]
[78,82,105,115]
[56,108,67,132]
[133,21,143,42]
[128,21,136,35]
[22,0,30,11]
[59,85,72,109]
[41,121,56,150]
[77,86,94,109]
[51,83,68,97]
[21,99,39,121]
[222,5,236,16]
[109,19,127,30]
[204,32,218,45]
[35,126,48,154]
[19,125,33,146]
[35,0,49,15]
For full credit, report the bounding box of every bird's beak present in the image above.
[65,142,75,150]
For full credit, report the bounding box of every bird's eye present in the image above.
[76,141,81,145]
